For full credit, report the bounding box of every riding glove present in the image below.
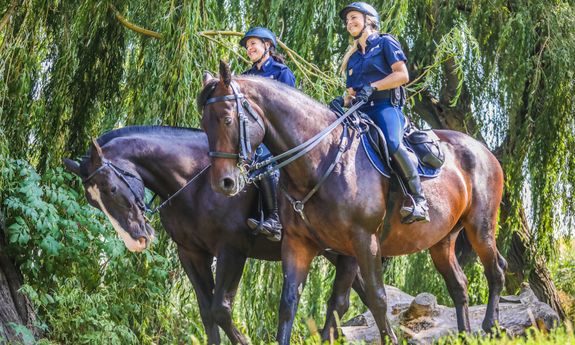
[353,85,376,104]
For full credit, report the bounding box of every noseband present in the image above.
[204,81,265,165]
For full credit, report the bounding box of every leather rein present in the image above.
[203,80,366,219]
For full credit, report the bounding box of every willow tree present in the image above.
[1,0,573,340]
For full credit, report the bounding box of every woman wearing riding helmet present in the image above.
[239,27,296,241]
[334,2,429,223]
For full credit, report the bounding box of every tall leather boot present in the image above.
[247,172,282,241]
[392,146,430,224]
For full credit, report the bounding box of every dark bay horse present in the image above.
[63,126,366,344]
[199,62,507,344]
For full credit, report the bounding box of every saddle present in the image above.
[365,120,445,171]
[329,102,444,177]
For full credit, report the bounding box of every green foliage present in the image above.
[434,323,575,345]
[2,0,575,343]
[0,157,193,343]
[382,253,489,307]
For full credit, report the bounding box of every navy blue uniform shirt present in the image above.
[243,57,296,87]
[346,33,407,91]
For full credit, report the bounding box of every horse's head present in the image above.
[199,61,265,196]
[63,139,155,252]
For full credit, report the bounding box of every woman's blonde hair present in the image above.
[339,15,379,77]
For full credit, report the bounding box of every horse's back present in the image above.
[434,129,503,180]
[434,129,504,213]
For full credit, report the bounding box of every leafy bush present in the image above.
[1,158,193,344]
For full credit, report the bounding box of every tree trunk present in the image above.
[410,60,566,320]
[498,204,567,320]
[0,211,38,342]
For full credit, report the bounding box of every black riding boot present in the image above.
[392,146,430,224]
[247,173,282,242]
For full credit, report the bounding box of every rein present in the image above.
[203,79,367,220]
[204,80,365,181]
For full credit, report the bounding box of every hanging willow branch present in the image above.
[198,30,340,87]
[108,4,162,39]
[198,31,250,64]
[0,0,18,32]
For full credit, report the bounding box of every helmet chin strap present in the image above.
[254,48,270,65]
[352,14,367,40]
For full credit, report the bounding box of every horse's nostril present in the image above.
[222,177,235,191]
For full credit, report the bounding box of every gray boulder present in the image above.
[340,284,560,344]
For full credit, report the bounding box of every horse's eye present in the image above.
[110,186,117,194]
[224,117,233,126]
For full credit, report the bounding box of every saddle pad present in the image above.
[360,134,441,178]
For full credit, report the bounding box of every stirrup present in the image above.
[400,206,430,224]
[400,196,430,224]
[247,218,282,241]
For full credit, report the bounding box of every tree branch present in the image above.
[108,4,162,39]
[0,0,18,33]
[198,30,340,88]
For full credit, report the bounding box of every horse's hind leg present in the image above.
[462,212,506,332]
[429,229,471,332]
[177,247,220,344]
[320,254,358,342]
[212,248,248,345]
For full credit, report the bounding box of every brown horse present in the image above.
[199,61,507,344]
[63,126,367,344]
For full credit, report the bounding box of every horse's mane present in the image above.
[196,79,219,111]
[80,125,203,176]
[197,75,332,113]
[96,125,203,147]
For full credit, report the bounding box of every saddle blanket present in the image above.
[360,134,441,178]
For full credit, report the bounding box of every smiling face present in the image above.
[63,143,155,253]
[346,10,366,37]
[244,37,269,63]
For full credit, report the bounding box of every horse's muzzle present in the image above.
[217,174,245,196]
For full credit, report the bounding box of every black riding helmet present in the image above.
[339,2,380,31]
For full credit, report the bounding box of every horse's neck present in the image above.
[249,85,344,190]
[106,135,209,198]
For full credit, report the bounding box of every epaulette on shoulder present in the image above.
[380,33,400,42]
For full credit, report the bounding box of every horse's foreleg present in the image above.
[276,235,318,345]
[429,231,471,332]
[177,247,220,344]
[320,255,358,342]
[212,248,248,345]
[353,231,397,344]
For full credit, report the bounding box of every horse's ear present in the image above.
[63,158,81,177]
[203,71,215,86]
[90,138,104,167]
[219,60,232,87]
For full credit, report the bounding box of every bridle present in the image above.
[202,78,368,220]
[83,160,150,214]
[204,80,265,166]
[83,160,211,216]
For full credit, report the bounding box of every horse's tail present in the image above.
[455,230,477,266]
